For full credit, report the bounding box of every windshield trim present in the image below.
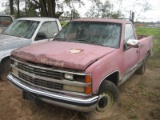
[54,21,122,49]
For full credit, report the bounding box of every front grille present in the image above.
[11,58,88,96]
[19,72,63,90]
[13,60,64,91]
[10,58,90,97]
[18,62,63,80]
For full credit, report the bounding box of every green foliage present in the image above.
[60,21,68,27]
[85,0,123,19]
[111,11,124,19]
[85,0,111,18]
[136,27,160,37]
[57,0,84,18]
[4,0,84,18]
[136,27,160,66]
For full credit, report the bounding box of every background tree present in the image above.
[134,0,151,22]
[85,0,105,18]
[16,0,20,17]
[7,0,122,19]
[71,9,80,19]
[9,0,14,14]
[85,0,123,19]
[26,0,83,18]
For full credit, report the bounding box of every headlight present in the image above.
[64,73,73,80]
[63,85,91,94]
[11,59,18,66]
[11,66,19,75]
[64,74,91,83]
[14,61,18,66]
[63,74,92,94]
[63,85,84,93]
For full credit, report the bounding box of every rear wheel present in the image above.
[81,80,119,120]
[135,60,146,75]
[0,58,10,81]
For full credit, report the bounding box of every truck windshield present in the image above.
[4,20,40,39]
[54,21,121,48]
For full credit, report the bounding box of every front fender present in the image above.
[0,49,16,62]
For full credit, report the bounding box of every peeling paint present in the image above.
[11,41,116,70]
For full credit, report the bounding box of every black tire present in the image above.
[82,80,119,120]
[135,60,146,75]
[0,58,10,81]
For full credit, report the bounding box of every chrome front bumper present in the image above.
[8,74,98,112]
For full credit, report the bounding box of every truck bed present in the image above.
[137,35,152,40]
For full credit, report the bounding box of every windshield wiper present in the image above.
[76,39,88,43]
[16,35,24,38]
[3,32,9,35]
[76,39,87,41]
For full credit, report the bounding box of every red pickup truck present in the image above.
[8,18,152,119]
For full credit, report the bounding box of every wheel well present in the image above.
[104,71,119,86]
[1,56,10,62]
[0,56,10,68]
[147,50,152,57]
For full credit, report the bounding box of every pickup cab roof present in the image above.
[0,14,15,18]
[72,18,132,24]
[16,17,59,22]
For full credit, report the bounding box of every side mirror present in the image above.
[127,39,139,48]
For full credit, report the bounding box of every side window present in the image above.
[124,24,135,40]
[35,21,59,40]
[0,16,13,27]
[124,24,135,50]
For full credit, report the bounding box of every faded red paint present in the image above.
[12,41,116,71]
[11,18,153,94]
[72,18,130,24]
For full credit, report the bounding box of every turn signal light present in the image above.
[85,86,91,94]
[85,75,91,83]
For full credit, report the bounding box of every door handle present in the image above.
[136,50,139,53]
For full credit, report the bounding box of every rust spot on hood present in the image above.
[69,49,83,54]
[12,50,64,67]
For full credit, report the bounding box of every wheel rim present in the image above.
[96,92,114,113]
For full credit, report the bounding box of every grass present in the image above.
[137,82,146,90]
[147,38,160,67]
[136,27,160,67]
[128,112,138,119]
[60,21,68,28]
[136,26,160,37]
[150,38,160,67]
[117,27,160,120]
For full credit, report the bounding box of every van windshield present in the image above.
[54,21,121,48]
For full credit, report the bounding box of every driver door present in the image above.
[123,24,140,74]
[33,21,59,44]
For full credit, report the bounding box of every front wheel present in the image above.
[0,58,10,81]
[83,80,119,120]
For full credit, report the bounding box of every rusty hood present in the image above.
[12,41,116,71]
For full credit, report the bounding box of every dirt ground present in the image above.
[0,54,160,120]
